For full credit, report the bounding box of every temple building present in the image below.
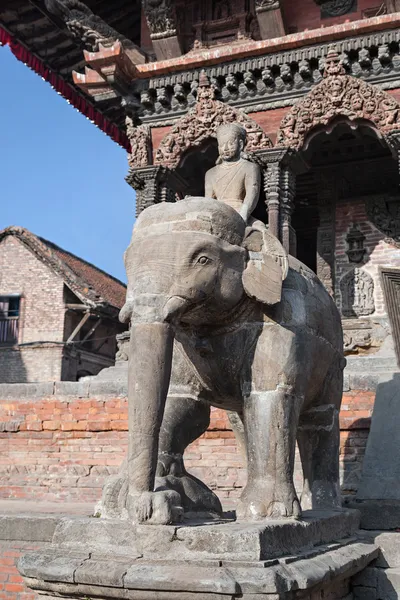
[0,0,400,500]
[0,227,127,382]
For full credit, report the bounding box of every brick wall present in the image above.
[0,542,45,600]
[0,237,66,383]
[0,382,376,506]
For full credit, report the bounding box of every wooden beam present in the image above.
[66,311,90,343]
[81,318,102,343]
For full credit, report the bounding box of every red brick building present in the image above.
[0,227,127,383]
[0,0,399,504]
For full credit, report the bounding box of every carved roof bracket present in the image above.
[44,0,146,61]
[277,48,400,151]
[141,0,183,60]
[72,41,142,101]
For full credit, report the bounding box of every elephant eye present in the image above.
[197,256,210,265]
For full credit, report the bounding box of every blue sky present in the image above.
[0,46,135,283]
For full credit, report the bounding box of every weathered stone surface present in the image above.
[373,532,400,568]
[0,382,54,399]
[124,564,239,594]
[53,380,90,398]
[353,565,400,600]
[74,559,131,587]
[0,513,63,542]
[18,551,89,582]
[349,500,400,531]
[52,517,141,556]
[356,374,400,511]
[20,540,378,599]
[46,511,359,563]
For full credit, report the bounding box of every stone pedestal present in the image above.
[18,510,378,600]
[351,374,400,530]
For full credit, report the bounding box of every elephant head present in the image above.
[120,197,288,523]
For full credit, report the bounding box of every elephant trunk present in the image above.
[128,321,174,495]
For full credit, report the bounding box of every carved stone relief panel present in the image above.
[365,195,400,246]
[342,319,372,353]
[340,268,375,317]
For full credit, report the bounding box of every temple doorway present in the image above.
[293,119,398,281]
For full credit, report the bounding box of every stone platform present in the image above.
[18,509,379,600]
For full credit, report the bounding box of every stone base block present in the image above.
[348,500,400,530]
[18,510,378,599]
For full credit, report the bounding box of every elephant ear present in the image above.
[242,226,288,306]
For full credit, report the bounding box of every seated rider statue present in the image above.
[205,122,288,286]
[205,123,262,226]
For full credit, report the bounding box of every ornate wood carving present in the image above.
[126,118,152,169]
[277,49,400,151]
[365,195,400,245]
[381,268,400,367]
[141,0,183,59]
[155,72,272,168]
[314,0,356,17]
[142,0,177,38]
[44,0,141,54]
[340,268,375,317]
[255,0,281,11]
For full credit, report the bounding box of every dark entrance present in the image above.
[294,119,398,273]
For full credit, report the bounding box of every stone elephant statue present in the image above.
[101,197,345,525]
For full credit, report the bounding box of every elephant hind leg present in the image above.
[156,396,222,516]
[298,365,343,511]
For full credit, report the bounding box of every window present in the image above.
[0,296,21,344]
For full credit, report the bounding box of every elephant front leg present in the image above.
[238,386,302,520]
[127,322,183,525]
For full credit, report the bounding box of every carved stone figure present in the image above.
[341,268,375,317]
[109,196,345,525]
[205,124,261,224]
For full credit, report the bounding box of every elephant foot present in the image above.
[156,473,222,516]
[237,480,301,521]
[128,489,184,525]
[156,453,222,516]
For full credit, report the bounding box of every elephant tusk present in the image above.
[163,296,189,324]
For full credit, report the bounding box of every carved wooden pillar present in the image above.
[255,0,285,40]
[280,166,296,256]
[126,166,188,217]
[257,148,304,255]
[141,0,183,60]
[264,160,281,240]
[316,171,336,296]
